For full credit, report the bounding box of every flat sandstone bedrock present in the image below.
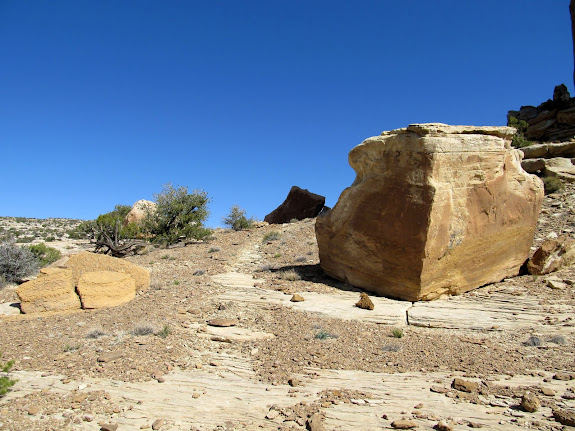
[316,123,544,301]
[4,363,569,431]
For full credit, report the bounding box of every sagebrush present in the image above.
[0,240,39,287]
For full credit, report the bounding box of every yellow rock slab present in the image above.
[76,271,136,309]
[16,268,81,314]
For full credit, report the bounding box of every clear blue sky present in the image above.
[1,1,572,227]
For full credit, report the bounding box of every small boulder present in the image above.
[125,199,156,225]
[543,158,575,182]
[290,294,305,302]
[76,271,136,309]
[207,318,238,327]
[264,186,325,224]
[527,234,575,275]
[391,419,417,429]
[553,409,575,426]
[521,392,540,412]
[17,268,81,314]
[355,292,374,310]
[452,378,478,393]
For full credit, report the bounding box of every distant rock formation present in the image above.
[316,124,544,301]
[17,252,149,313]
[125,199,156,225]
[508,85,575,142]
[264,186,325,224]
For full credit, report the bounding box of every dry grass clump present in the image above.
[279,269,301,281]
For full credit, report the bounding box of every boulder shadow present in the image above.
[271,264,362,293]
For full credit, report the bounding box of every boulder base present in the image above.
[264,186,325,224]
[316,124,544,301]
[17,269,81,313]
[76,271,136,309]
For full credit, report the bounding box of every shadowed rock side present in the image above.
[316,123,544,301]
[264,186,325,224]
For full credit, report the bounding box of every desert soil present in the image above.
[0,185,575,430]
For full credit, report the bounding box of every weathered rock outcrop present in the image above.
[76,271,136,309]
[316,124,544,301]
[509,85,575,142]
[125,199,156,225]
[16,268,81,313]
[264,186,325,224]
[17,252,149,313]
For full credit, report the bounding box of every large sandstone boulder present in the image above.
[76,271,136,309]
[316,123,544,301]
[264,186,325,224]
[65,251,149,291]
[17,268,81,313]
[125,199,156,225]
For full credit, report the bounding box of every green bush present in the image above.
[543,176,564,195]
[508,116,534,149]
[0,354,16,397]
[142,183,212,246]
[0,240,39,287]
[28,243,62,267]
[222,205,254,231]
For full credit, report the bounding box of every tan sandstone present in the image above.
[65,251,150,291]
[76,271,136,309]
[527,234,575,275]
[316,124,544,301]
[125,199,156,225]
[17,268,81,314]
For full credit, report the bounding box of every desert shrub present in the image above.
[0,240,39,287]
[143,184,212,246]
[543,176,564,195]
[391,328,404,338]
[263,231,281,242]
[67,204,143,257]
[28,243,61,267]
[315,329,338,340]
[279,269,301,281]
[86,328,107,339]
[550,335,566,345]
[523,335,541,347]
[156,324,172,338]
[132,323,156,336]
[0,354,16,397]
[508,116,534,149]
[223,205,254,231]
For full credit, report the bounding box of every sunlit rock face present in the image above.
[315,123,544,301]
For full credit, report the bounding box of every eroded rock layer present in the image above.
[315,123,544,301]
